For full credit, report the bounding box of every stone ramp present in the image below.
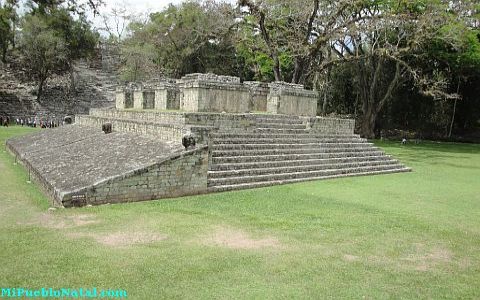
[6,125,207,206]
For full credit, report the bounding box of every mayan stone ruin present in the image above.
[6,73,411,207]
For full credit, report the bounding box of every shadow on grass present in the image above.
[374,140,480,154]
[372,140,480,169]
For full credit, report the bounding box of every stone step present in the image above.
[256,128,309,134]
[210,155,394,171]
[208,164,409,187]
[212,145,379,157]
[210,133,362,139]
[212,142,371,150]
[255,122,306,129]
[255,118,305,125]
[212,150,385,164]
[208,159,400,178]
[212,137,367,145]
[250,114,303,120]
[207,167,412,192]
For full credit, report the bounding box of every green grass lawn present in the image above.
[1,126,479,299]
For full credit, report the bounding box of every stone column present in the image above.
[115,87,126,110]
[133,85,144,109]
[154,81,180,111]
[115,86,134,109]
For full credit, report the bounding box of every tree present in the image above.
[238,0,372,84]
[99,3,133,43]
[18,2,98,98]
[28,0,103,16]
[124,1,238,79]
[0,0,17,62]
[19,14,68,100]
[421,18,480,137]
[120,43,156,82]
[325,0,476,138]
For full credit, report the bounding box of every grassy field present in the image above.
[0,126,479,299]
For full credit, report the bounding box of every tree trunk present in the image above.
[448,80,461,138]
[37,77,46,102]
[322,91,328,115]
[448,98,457,138]
[272,55,282,82]
[292,57,305,84]
[1,47,6,63]
[69,67,76,94]
[360,107,377,139]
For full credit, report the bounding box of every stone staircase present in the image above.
[207,116,410,192]
[71,61,117,112]
[0,58,117,119]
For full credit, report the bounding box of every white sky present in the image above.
[96,0,184,17]
[15,0,236,37]
[89,0,236,36]
[89,0,182,34]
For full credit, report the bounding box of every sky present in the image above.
[15,0,236,37]
[97,0,183,16]
[89,0,236,36]
[89,0,183,34]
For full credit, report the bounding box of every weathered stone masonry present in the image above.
[6,72,410,208]
[115,74,319,116]
[62,147,209,207]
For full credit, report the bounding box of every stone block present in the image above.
[267,82,318,116]
[178,73,250,113]
[244,81,269,112]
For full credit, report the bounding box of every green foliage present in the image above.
[122,1,238,79]
[120,42,156,82]
[434,23,480,69]
[43,7,99,61]
[20,14,68,83]
[0,0,16,62]
[17,3,98,99]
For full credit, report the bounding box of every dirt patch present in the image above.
[41,213,99,229]
[68,231,167,247]
[19,213,99,229]
[365,243,454,272]
[93,232,167,247]
[202,227,281,250]
[343,254,360,262]
[401,244,453,272]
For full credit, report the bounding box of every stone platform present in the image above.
[7,108,411,207]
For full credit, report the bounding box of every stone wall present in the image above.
[178,74,250,113]
[115,74,320,116]
[154,82,180,110]
[61,147,209,207]
[184,113,256,132]
[75,115,188,144]
[244,81,269,112]
[267,82,318,116]
[77,112,258,144]
[90,108,186,125]
[303,116,356,134]
[6,142,59,206]
[86,108,356,139]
